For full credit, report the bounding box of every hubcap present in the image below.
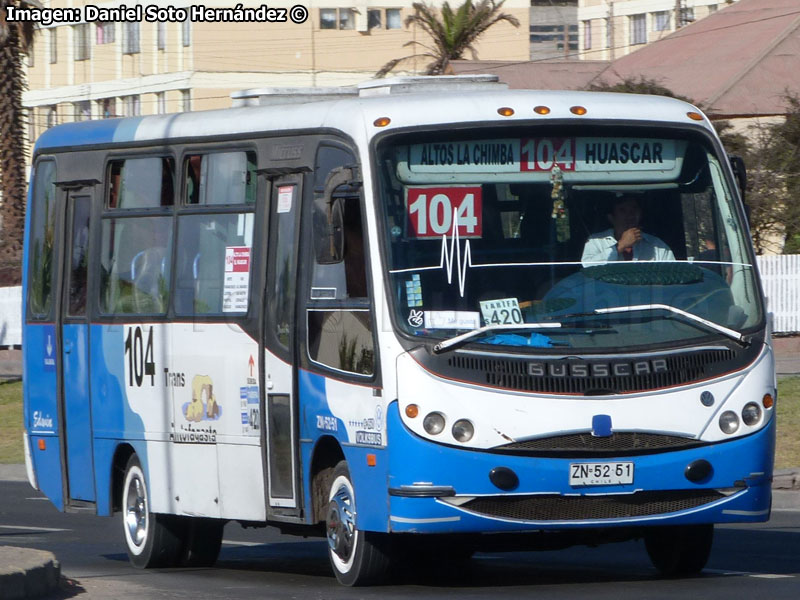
[327,484,356,562]
[125,474,148,547]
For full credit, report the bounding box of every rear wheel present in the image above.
[326,461,392,586]
[122,454,184,568]
[645,524,714,577]
[179,517,224,567]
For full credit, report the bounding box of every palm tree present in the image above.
[0,0,38,285]
[377,0,520,78]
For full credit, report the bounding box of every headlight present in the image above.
[452,419,474,443]
[423,412,445,435]
[719,411,740,434]
[742,403,762,426]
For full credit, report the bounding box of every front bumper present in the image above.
[386,402,774,534]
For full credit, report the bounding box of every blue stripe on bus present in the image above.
[34,118,140,153]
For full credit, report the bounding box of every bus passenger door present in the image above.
[263,175,302,512]
[58,191,95,503]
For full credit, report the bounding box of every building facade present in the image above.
[21,0,531,154]
[578,0,739,61]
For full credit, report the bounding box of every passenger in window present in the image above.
[581,195,674,265]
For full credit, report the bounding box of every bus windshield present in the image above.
[375,126,763,351]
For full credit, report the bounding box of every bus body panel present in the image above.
[395,346,775,449]
[297,369,390,531]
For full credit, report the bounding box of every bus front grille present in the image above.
[457,490,725,522]
[497,432,705,456]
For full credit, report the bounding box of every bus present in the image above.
[22,76,776,585]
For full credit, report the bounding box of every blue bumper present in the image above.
[386,402,774,534]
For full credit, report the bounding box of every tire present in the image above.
[645,524,714,577]
[325,461,392,586]
[121,454,184,568]
[179,517,224,567]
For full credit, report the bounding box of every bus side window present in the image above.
[307,145,375,376]
[28,160,57,319]
[107,157,173,208]
[183,151,256,205]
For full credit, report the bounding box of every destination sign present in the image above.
[408,138,676,173]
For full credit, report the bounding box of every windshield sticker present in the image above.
[408,309,424,328]
[479,298,524,325]
[408,138,676,174]
[405,274,423,307]
[223,246,250,313]
[406,185,482,238]
[425,310,480,330]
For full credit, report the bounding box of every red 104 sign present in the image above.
[520,137,576,172]
[406,186,483,238]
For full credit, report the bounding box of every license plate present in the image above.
[569,462,634,486]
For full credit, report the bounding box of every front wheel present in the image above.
[645,524,714,577]
[122,454,184,568]
[326,461,392,586]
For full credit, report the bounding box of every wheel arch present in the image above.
[111,442,137,514]
[309,435,345,523]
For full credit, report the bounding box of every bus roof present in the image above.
[33,81,712,156]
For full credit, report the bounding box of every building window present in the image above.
[181,90,191,112]
[46,106,58,128]
[709,5,718,13]
[50,29,57,64]
[320,8,336,29]
[386,8,402,29]
[368,9,382,29]
[320,8,359,30]
[156,22,166,50]
[74,23,90,61]
[583,20,591,50]
[96,22,114,44]
[74,101,91,121]
[99,97,116,119]
[653,11,671,32]
[124,95,141,117]
[679,7,695,27]
[157,92,166,114]
[630,14,646,45]
[123,22,140,54]
[182,18,191,46]
[339,8,355,30]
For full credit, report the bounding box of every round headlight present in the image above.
[452,419,474,443]
[719,411,740,434]
[742,402,762,426]
[423,412,446,435]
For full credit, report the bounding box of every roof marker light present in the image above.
[570,106,588,116]
[534,106,551,115]
[497,107,515,117]
[687,111,704,121]
[373,117,391,127]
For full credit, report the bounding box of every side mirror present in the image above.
[729,154,747,202]
[313,166,360,264]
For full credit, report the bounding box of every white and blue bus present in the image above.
[22,76,776,585]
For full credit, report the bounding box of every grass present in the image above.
[0,380,24,464]
[0,377,799,468]
[776,376,800,469]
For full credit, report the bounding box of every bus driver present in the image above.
[581,195,674,265]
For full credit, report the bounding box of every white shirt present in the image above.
[581,228,675,266]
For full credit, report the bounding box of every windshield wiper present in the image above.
[594,304,748,346]
[433,323,563,355]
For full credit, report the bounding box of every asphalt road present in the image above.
[2,479,800,599]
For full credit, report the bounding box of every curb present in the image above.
[0,547,60,600]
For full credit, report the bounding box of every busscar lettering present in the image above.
[527,359,669,378]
